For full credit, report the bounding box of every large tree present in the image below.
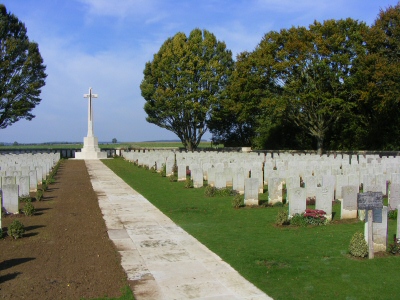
[0,5,47,129]
[252,19,367,154]
[140,29,234,151]
[354,3,400,150]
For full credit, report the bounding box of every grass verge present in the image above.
[102,157,400,300]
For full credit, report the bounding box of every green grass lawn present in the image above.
[102,157,400,300]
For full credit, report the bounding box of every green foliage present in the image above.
[0,5,47,129]
[389,209,398,220]
[205,185,237,197]
[275,209,289,226]
[184,177,193,189]
[19,196,32,203]
[143,165,149,171]
[172,163,178,174]
[160,163,166,177]
[349,232,368,258]
[205,185,217,197]
[232,194,243,209]
[36,189,43,201]
[0,227,3,239]
[140,28,234,151]
[290,214,308,227]
[169,175,177,182]
[273,201,283,207]
[8,219,25,239]
[388,235,400,255]
[354,3,400,150]
[22,201,35,216]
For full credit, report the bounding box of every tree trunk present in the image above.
[316,136,324,156]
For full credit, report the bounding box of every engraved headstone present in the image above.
[341,185,358,219]
[244,178,259,206]
[233,171,245,194]
[389,183,400,210]
[268,177,284,205]
[17,175,30,198]
[288,187,306,216]
[316,185,333,220]
[2,184,19,213]
[191,167,203,188]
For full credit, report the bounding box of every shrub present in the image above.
[273,201,283,207]
[276,209,289,226]
[23,202,35,216]
[184,177,193,188]
[169,175,177,182]
[290,214,308,227]
[160,164,166,177]
[205,185,217,197]
[150,166,157,173]
[349,232,368,258]
[19,196,32,203]
[388,235,400,255]
[36,189,43,201]
[218,188,237,197]
[8,220,25,239]
[144,165,149,170]
[232,194,243,209]
[172,163,178,174]
[0,228,3,239]
[388,209,398,220]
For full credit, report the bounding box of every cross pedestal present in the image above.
[75,87,107,160]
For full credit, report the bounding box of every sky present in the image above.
[0,0,398,144]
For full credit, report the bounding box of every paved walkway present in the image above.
[85,160,272,300]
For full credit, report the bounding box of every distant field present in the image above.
[0,141,221,150]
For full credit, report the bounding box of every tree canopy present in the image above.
[141,5,400,152]
[0,5,47,129]
[140,28,234,151]
[212,19,368,154]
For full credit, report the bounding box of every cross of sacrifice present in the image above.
[83,87,98,137]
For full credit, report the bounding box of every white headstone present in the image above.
[316,186,333,220]
[341,185,358,219]
[288,187,306,216]
[244,178,259,206]
[2,184,19,213]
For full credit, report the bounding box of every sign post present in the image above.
[357,191,383,259]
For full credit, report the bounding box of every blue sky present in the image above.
[0,0,397,144]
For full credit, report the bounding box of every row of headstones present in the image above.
[122,151,400,203]
[1,153,60,214]
[123,150,400,183]
[124,150,396,252]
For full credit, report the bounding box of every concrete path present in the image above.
[85,160,272,300]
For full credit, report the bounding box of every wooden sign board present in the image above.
[357,192,383,210]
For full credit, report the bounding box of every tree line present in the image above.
[141,3,400,154]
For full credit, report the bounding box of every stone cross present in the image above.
[83,87,98,137]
